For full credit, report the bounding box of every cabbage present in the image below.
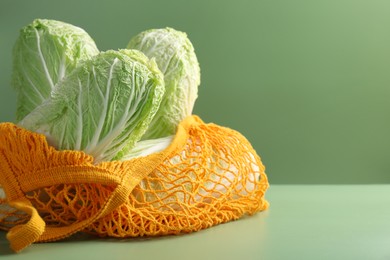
[12,19,99,122]
[19,49,165,163]
[127,28,200,139]
[120,135,174,160]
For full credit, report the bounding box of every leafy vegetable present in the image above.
[127,28,200,139]
[19,49,165,163]
[12,19,99,121]
[13,23,200,163]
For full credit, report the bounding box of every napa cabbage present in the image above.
[127,28,200,139]
[12,19,99,121]
[19,49,165,163]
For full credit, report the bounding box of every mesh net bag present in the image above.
[0,115,269,252]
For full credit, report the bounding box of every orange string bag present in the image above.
[0,115,269,252]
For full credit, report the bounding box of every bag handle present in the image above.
[6,166,134,252]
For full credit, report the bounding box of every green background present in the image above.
[0,0,389,184]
